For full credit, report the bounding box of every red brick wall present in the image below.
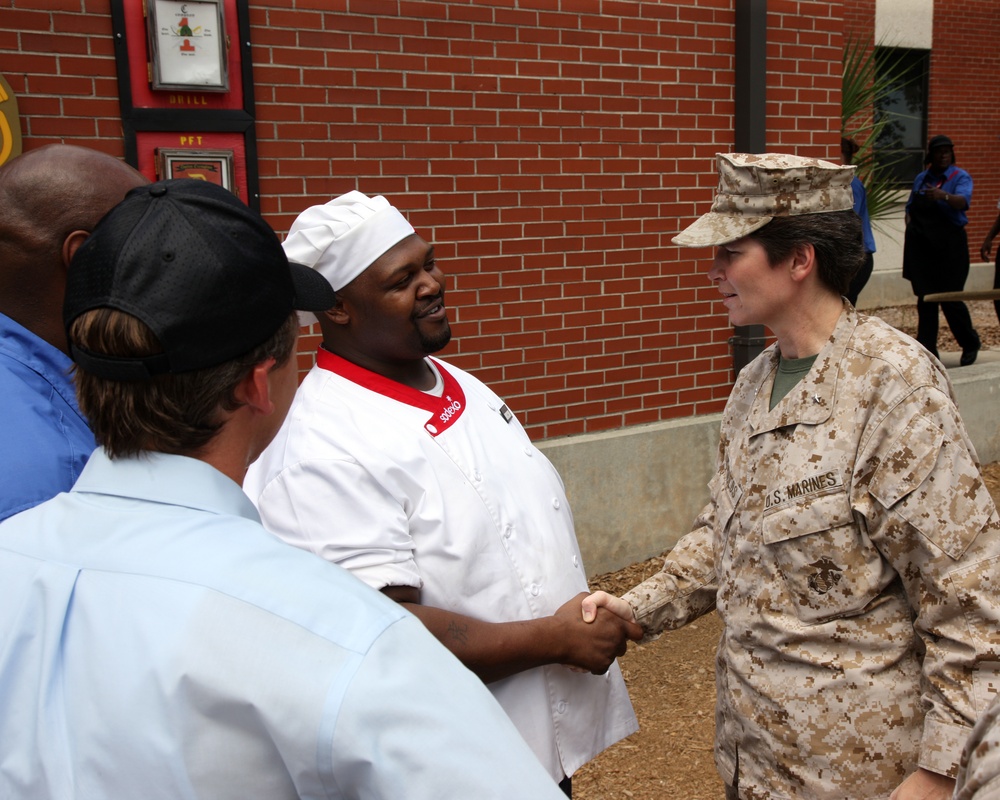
[842,0,876,40]
[766,0,843,154]
[926,0,1000,255]
[2,0,850,439]
[0,2,122,156]
[843,0,1000,265]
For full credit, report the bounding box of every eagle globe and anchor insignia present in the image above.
[807,557,845,594]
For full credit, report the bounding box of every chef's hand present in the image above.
[555,593,642,674]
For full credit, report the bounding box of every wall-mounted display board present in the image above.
[138,130,246,195]
[147,0,229,92]
[110,0,259,209]
[157,147,234,188]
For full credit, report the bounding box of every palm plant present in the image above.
[841,35,914,226]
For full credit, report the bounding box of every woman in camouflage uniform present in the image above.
[585,153,1000,800]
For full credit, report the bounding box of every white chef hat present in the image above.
[282,191,415,324]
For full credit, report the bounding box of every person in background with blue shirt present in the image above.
[0,179,569,800]
[0,144,147,521]
[840,137,877,306]
[902,134,981,365]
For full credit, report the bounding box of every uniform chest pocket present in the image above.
[763,490,885,625]
[710,471,738,525]
[709,469,741,554]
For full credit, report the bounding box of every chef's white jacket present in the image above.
[245,349,637,780]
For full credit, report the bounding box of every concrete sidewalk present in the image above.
[937,346,1000,371]
[942,346,1000,465]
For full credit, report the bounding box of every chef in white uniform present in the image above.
[245,191,639,795]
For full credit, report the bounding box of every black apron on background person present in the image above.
[903,184,980,358]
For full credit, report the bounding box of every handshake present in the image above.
[549,591,642,675]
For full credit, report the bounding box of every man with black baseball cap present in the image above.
[0,179,567,799]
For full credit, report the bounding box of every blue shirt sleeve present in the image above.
[0,317,95,521]
[851,177,876,254]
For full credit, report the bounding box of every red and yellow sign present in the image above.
[0,73,23,168]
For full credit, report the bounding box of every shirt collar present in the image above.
[315,348,467,436]
[72,448,261,523]
[748,303,855,435]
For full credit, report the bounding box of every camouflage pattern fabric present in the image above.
[672,153,856,248]
[623,304,1000,799]
[955,693,1000,799]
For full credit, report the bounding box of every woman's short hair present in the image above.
[71,310,298,459]
[749,210,864,296]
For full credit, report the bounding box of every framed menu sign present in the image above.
[146,0,229,92]
[156,148,234,191]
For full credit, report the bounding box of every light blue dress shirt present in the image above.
[0,311,95,522]
[0,449,565,800]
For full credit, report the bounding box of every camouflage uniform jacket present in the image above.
[955,692,1000,799]
[623,305,1000,799]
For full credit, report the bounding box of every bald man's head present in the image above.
[0,144,148,352]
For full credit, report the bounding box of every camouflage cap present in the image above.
[672,153,856,248]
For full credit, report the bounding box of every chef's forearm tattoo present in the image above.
[446,620,469,646]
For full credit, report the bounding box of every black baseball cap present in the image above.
[64,179,335,381]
